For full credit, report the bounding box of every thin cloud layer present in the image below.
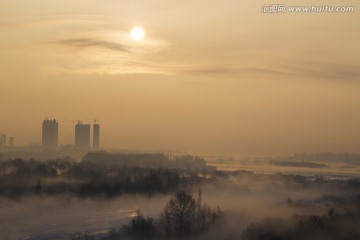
[288,62,360,81]
[181,62,360,81]
[57,38,129,52]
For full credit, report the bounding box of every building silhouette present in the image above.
[0,133,6,147]
[9,135,14,147]
[93,123,100,149]
[42,118,58,148]
[75,121,90,149]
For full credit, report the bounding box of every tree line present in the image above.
[0,156,214,198]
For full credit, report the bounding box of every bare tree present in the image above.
[159,190,223,237]
[163,191,197,236]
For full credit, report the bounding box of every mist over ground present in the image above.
[0,152,359,239]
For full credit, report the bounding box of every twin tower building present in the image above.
[42,118,100,150]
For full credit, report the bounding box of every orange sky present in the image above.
[1,0,360,156]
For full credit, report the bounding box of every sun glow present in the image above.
[131,27,145,41]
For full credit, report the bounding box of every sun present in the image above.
[131,27,145,41]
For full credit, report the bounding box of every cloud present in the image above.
[57,38,129,52]
[287,62,360,81]
[181,66,291,77]
[45,32,172,75]
[181,62,360,81]
[183,66,235,75]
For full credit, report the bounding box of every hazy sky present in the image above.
[1,0,359,156]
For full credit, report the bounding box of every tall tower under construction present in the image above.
[42,118,58,148]
[75,121,90,149]
[93,121,100,150]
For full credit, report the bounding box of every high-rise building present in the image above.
[42,118,58,148]
[0,133,6,147]
[9,135,14,147]
[75,121,90,149]
[93,123,100,149]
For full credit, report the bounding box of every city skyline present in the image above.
[1,118,102,149]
